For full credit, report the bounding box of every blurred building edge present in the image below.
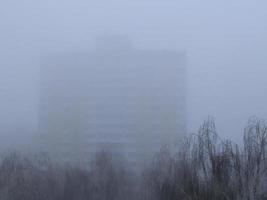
[38,36,186,170]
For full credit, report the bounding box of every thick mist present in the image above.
[0,0,267,150]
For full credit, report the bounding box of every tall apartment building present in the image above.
[38,37,186,167]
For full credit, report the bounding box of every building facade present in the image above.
[38,38,186,167]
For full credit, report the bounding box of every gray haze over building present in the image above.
[39,36,186,166]
[0,0,267,150]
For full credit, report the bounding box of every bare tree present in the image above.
[0,118,266,200]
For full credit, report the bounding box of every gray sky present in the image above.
[0,0,267,145]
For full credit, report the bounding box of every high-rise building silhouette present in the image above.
[39,37,186,167]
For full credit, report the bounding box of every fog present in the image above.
[0,0,267,150]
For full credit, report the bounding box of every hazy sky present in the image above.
[0,0,267,146]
